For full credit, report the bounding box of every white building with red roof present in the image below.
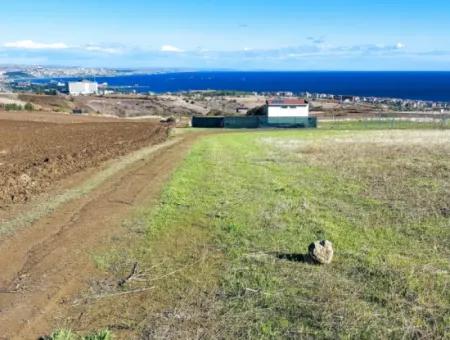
[267,98,310,118]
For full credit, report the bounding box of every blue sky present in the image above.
[1,0,450,70]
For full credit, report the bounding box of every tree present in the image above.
[246,105,267,116]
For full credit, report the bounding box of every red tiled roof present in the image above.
[267,98,308,106]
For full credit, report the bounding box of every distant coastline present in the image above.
[33,71,450,102]
[5,70,450,103]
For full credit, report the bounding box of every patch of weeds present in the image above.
[42,329,111,340]
[42,329,75,340]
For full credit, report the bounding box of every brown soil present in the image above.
[17,94,75,112]
[0,111,123,123]
[0,131,204,339]
[0,119,169,205]
[15,93,207,118]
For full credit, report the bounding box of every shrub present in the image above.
[4,103,24,111]
[246,105,266,116]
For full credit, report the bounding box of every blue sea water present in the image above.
[39,71,450,102]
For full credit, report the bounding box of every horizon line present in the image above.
[3,65,450,73]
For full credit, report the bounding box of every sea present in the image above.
[36,71,450,102]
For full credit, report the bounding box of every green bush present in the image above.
[4,103,24,111]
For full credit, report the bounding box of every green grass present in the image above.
[319,119,450,130]
[75,128,449,339]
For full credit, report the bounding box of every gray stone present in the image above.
[308,240,334,264]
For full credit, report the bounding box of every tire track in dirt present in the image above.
[0,132,205,340]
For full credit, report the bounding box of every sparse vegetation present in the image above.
[43,329,111,340]
[0,102,33,111]
[1,103,24,111]
[207,108,225,116]
[74,127,449,338]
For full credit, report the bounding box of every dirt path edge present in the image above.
[0,132,203,339]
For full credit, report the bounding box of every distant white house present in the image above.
[267,98,310,118]
[68,80,99,96]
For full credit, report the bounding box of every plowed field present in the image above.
[0,119,169,205]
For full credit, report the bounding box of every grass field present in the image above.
[65,126,449,339]
[319,119,450,130]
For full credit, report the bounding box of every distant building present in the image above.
[101,90,115,95]
[267,98,310,118]
[276,91,294,97]
[68,80,98,96]
[16,81,31,88]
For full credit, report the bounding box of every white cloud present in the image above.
[83,45,122,54]
[4,40,69,50]
[161,45,184,53]
[396,42,406,49]
[3,40,123,54]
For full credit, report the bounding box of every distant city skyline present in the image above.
[1,0,450,70]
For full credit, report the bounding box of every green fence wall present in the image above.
[192,116,317,129]
[263,117,317,128]
[223,116,260,129]
[191,116,224,128]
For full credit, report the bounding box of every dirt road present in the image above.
[0,132,203,339]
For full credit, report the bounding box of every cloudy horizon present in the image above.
[1,0,450,70]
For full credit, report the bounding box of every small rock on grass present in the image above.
[309,240,334,264]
